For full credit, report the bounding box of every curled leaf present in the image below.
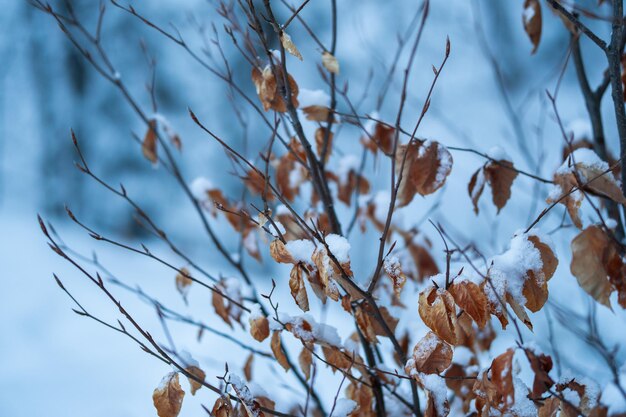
[396,140,453,207]
[322,51,339,74]
[142,119,158,163]
[271,331,291,371]
[153,372,185,417]
[405,331,452,375]
[280,32,302,60]
[289,265,310,312]
[571,226,617,308]
[523,0,542,53]
[418,287,458,345]
[185,365,205,396]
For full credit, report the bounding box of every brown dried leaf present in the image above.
[280,32,302,60]
[406,331,453,375]
[315,127,333,161]
[538,397,560,417]
[243,353,254,381]
[468,168,486,214]
[305,106,333,123]
[249,314,270,342]
[175,267,192,301]
[507,292,534,331]
[142,119,158,163]
[449,280,489,328]
[491,349,515,408]
[212,290,232,328]
[252,66,299,113]
[418,287,458,345]
[523,0,542,53]
[523,235,558,312]
[548,172,583,229]
[322,345,352,371]
[299,346,312,381]
[270,239,295,264]
[289,265,310,312]
[153,372,185,417]
[322,51,339,74]
[524,349,554,397]
[485,160,518,213]
[355,305,378,343]
[396,140,453,207]
[571,226,615,308]
[211,396,233,417]
[185,365,205,396]
[271,331,291,371]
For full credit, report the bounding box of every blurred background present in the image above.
[1,0,625,416]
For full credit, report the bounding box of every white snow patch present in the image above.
[326,234,351,263]
[298,88,330,108]
[285,239,316,263]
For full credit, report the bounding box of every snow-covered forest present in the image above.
[2,0,626,416]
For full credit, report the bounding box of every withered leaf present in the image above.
[449,280,489,328]
[142,119,158,163]
[251,66,299,113]
[211,396,233,417]
[571,226,616,308]
[153,372,185,417]
[271,331,291,371]
[396,140,453,207]
[468,160,518,214]
[299,346,312,381]
[322,51,339,74]
[406,331,453,375]
[175,267,192,301]
[523,0,542,54]
[491,349,515,407]
[322,345,352,371]
[289,265,310,312]
[280,32,302,60]
[249,314,270,342]
[243,353,254,381]
[185,365,205,396]
[270,239,296,264]
[418,287,458,345]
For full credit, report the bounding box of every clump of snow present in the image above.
[337,155,360,182]
[288,166,304,188]
[362,111,380,137]
[249,304,264,320]
[178,350,199,368]
[523,5,535,22]
[556,148,608,176]
[419,373,448,414]
[223,277,243,318]
[452,346,473,366]
[567,118,592,141]
[510,376,537,417]
[271,221,286,236]
[285,239,316,263]
[419,140,453,188]
[605,218,618,229]
[190,177,213,200]
[603,383,626,414]
[275,204,291,216]
[273,313,342,347]
[332,398,357,417]
[486,231,544,309]
[487,145,511,162]
[228,374,255,403]
[326,234,351,263]
[298,88,331,108]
